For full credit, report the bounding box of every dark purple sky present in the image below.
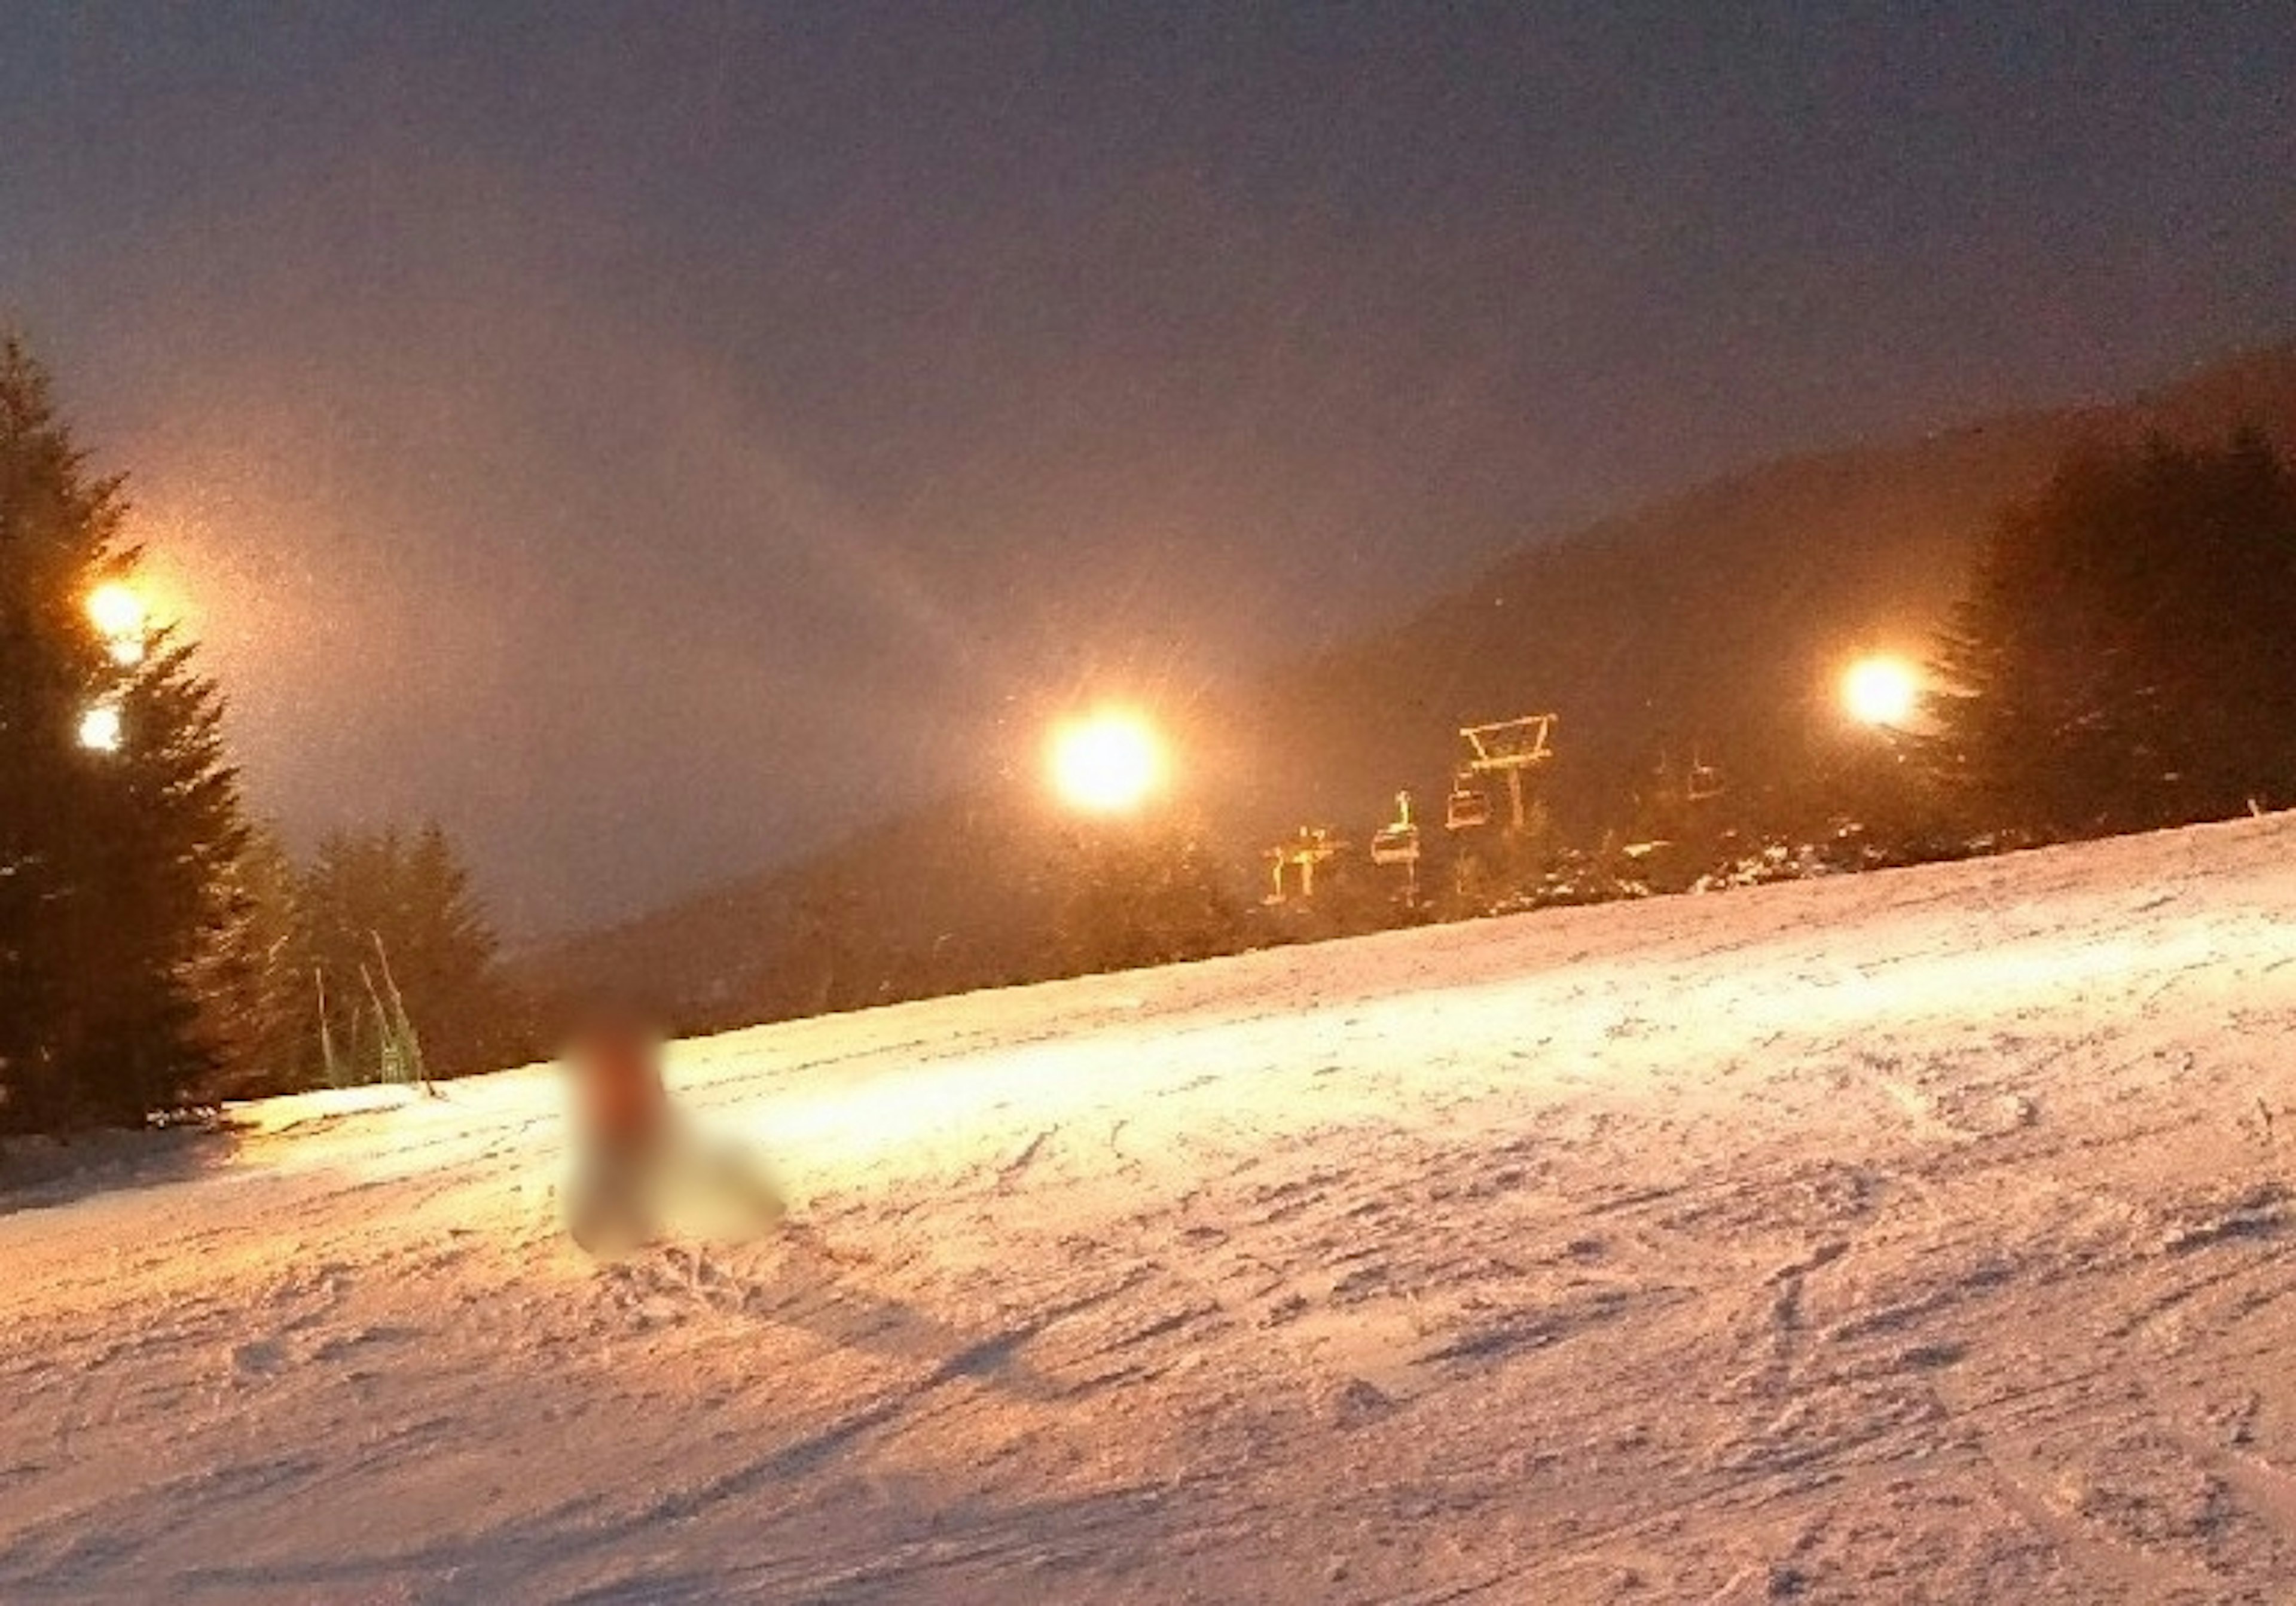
[6,3,2292,932]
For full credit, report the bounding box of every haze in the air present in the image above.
[4,3,2291,929]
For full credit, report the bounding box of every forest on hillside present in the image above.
[11,337,2296,1129]
[529,349,2296,1037]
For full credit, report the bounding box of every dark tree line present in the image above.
[0,339,245,1131]
[1,340,521,1134]
[203,822,523,1100]
[11,325,2294,1117]
[1082,421,2296,955]
[1254,430,2296,923]
[296,823,519,1085]
[1562,432,2296,890]
[1924,433,2296,841]
[1049,809,1248,976]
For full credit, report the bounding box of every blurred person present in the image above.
[560,1002,786,1256]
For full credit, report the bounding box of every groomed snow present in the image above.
[9,816,2296,1602]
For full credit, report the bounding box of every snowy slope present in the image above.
[9,817,2296,1603]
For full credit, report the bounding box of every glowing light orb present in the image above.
[1048,710,1165,813]
[77,703,124,753]
[1842,655,1921,726]
[86,581,148,642]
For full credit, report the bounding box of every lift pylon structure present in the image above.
[1449,713,1558,832]
[1265,826,1345,903]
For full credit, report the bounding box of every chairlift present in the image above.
[1266,827,1345,902]
[1454,713,1558,832]
[1686,749,1724,804]
[1370,790,1421,865]
[1370,822,1422,864]
[1445,783,1493,831]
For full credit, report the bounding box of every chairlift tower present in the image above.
[1266,826,1345,903]
[1448,713,1558,832]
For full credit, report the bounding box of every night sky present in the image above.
[6,4,2292,932]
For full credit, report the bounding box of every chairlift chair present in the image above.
[1445,781,1493,831]
[1370,822,1422,864]
[1370,789,1422,865]
[1685,747,1724,804]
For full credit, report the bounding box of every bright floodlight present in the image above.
[1049,710,1165,813]
[1842,654,1920,726]
[86,581,148,642]
[77,703,124,753]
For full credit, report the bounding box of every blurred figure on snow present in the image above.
[560,1000,786,1256]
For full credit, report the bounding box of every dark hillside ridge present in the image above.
[1245,343,2296,844]
[527,342,2296,1027]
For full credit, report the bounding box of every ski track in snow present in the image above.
[8,816,2296,1601]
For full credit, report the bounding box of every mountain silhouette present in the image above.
[526,341,2296,1028]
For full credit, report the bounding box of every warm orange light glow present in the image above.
[86,581,149,642]
[77,703,124,753]
[1048,710,1165,813]
[1842,654,1921,726]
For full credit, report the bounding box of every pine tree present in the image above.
[186,823,312,1100]
[1926,435,2296,839]
[296,822,517,1082]
[0,338,246,1131]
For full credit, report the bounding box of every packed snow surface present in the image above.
[10,817,2296,1603]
